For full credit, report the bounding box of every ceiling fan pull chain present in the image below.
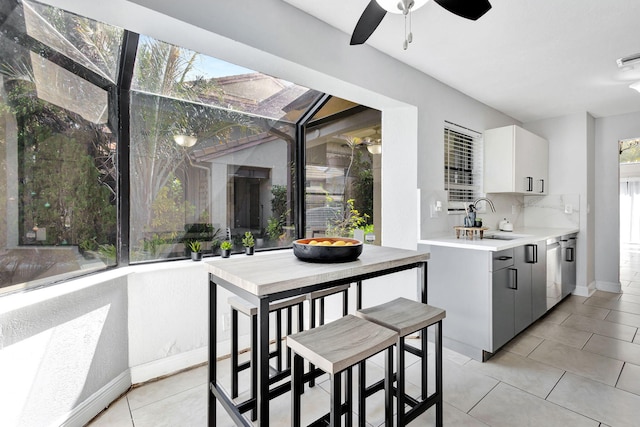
[408,9,413,43]
[403,13,408,49]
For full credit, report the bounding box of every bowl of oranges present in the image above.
[292,237,363,263]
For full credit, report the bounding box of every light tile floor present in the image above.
[89,246,640,426]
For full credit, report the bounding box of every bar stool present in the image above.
[356,297,446,426]
[287,314,397,427]
[228,294,306,419]
[306,283,350,387]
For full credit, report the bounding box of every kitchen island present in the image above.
[419,227,578,361]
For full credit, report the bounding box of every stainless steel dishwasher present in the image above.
[546,237,561,309]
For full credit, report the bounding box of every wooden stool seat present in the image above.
[356,297,445,336]
[228,295,307,316]
[356,297,446,426]
[287,315,397,426]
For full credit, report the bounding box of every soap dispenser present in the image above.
[499,218,507,231]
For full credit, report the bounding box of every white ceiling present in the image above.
[283,0,640,123]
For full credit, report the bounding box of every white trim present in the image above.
[573,281,596,297]
[596,280,623,294]
[59,370,131,427]
[130,346,208,384]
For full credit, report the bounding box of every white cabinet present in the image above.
[484,125,548,194]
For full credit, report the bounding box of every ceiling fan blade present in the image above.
[350,0,387,45]
[434,0,492,21]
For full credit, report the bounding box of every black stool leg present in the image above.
[292,353,303,427]
[385,347,394,427]
[330,370,343,427]
[309,299,317,387]
[397,336,406,427]
[231,308,239,398]
[422,326,428,400]
[275,309,283,372]
[436,321,443,427]
[358,361,366,427]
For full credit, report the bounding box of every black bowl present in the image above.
[292,237,363,263]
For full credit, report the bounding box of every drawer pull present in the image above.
[498,256,512,261]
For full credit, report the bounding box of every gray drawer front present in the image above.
[492,248,515,271]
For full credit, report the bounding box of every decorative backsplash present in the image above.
[523,194,580,228]
[419,190,580,239]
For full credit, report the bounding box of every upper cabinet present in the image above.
[484,125,549,195]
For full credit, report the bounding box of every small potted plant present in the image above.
[242,231,255,255]
[187,240,202,261]
[220,240,233,258]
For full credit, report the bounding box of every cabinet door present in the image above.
[492,267,515,351]
[514,245,532,334]
[514,126,536,193]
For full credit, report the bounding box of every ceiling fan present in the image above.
[350,0,492,47]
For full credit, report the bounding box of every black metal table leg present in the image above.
[258,297,271,426]
[208,273,217,427]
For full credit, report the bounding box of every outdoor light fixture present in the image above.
[173,134,197,148]
[367,141,382,154]
[630,81,640,93]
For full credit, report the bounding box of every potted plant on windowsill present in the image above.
[242,231,255,255]
[187,240,202,261]
[220,240,232,258]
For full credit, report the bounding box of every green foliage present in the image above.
[98,243,116,264]
[187,240,201,252]
[220,240,233,250]
[149,174,196,233]
[266,185,290,241]
[326,199,371,238]
[242,231,255,247]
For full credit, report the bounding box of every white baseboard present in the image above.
[130,346,208,384]
[596,280,622,294]
[573,281,596,297]
[60,370,131,427]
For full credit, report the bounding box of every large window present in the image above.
[0,0,379,293]
[0,0,120,292]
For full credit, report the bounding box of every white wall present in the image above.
[595,111,640,290]
[524,113,595,295]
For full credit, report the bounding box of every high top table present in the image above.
[206,245,430,426]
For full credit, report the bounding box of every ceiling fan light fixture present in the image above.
[376,0,429,14]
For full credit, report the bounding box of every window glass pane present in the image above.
[305,107,380,244]
[22,0,123,83]
[131,36,316,122]
[129,52,300,262]
[0,4,118,294]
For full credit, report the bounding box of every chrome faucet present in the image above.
[473,197,496,212]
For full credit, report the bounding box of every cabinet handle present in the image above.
[525,244,537,263]
[523,177,532,192]
[566,247,575,262]
[539,179,545,193]
[509,268,518,290]
[498,256,512,261]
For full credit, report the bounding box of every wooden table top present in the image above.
[204,245,429,297]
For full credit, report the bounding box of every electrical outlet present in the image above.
[222,313,230,332]
[565,204,573,214]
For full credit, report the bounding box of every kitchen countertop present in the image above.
[419,227,579,251]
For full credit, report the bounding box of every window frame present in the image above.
[444,121,483,212]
